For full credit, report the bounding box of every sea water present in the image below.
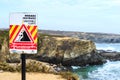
[95,43,120,52]
[73,43,120,80]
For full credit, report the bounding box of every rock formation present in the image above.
[0,30,105,66]
[34,36,105,66]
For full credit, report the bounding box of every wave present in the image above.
[71,66,80,69]
[73,61,120,80]
[87,61,120,80]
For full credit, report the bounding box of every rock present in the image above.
[39,36,96,58]
[62,52,105,66]
[97,50,117,53]
[100,52,120,61]
[25,59,56,73]
[96,50,120,61]
[34,36,105,66]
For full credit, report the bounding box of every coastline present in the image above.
[2,30,120,80]
[0,72,66,80]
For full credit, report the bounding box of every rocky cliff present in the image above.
[32,36,104,66]
[39,37,95,58]
[0,30,105,66]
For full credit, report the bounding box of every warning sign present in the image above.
[9,12,37,54]
[13,24,33,42]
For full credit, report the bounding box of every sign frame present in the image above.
[9,12,38,54]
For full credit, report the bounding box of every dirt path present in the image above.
[0,72,66,80]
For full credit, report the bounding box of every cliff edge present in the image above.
[34,36,104,66]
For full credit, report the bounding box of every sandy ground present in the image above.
[0,72,66,80]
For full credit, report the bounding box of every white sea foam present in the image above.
[87,61,120,80]
[71,66,80,69]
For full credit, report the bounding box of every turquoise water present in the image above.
[73,61,120,80]
[72,65,102,79]
[73,43,120,80]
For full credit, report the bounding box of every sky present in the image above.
[0,0,120,34]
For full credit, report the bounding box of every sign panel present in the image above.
[9,12,37,54]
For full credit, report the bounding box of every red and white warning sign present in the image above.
[9,12,37,54]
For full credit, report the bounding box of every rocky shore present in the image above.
[98,50,120,61]
[0,30,120,73]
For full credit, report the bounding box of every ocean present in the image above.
[95,43,120,52]
[73,43,120,80]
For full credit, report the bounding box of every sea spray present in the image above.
[87,61,120,80]
[73,61,120,80]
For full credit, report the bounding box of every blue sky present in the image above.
[0,0,120,34]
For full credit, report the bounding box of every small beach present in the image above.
[0,72,66,80]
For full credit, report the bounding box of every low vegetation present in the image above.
[0,59,54,72]
[0,59,79,80]
[0,62,16,72]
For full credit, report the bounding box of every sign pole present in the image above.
[9,12,38,80]
[21,54,26,80]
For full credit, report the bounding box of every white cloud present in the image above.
[1,0,120,33]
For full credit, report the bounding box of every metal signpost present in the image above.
[9,12,37,80]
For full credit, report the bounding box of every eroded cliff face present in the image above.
[39,37,96,59]
[0,35,104,66]
[35,36,105,66]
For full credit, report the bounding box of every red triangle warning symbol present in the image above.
[13,24,34,43]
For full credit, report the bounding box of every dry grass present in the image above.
[0,60,55,73]
[0,72,66,80]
